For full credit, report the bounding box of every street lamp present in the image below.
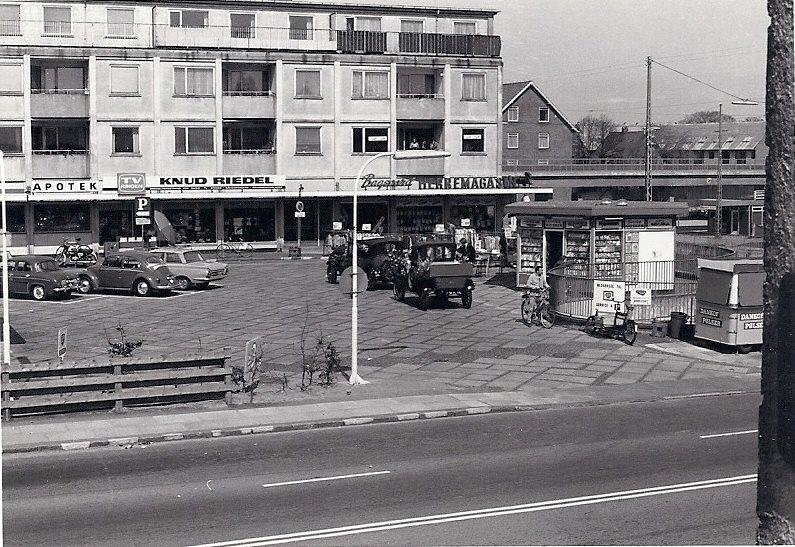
[715,100,759,236]
[349,149,450,385]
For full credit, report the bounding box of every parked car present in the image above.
[7,255,80,301]
[149,247,228,290]
[392,241,475,310]
[77,252,176,296]
[326,237,406,289]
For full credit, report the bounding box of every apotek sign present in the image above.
[29,181,101,194]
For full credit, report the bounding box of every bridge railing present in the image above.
[503,158,765,174]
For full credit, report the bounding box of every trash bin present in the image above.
[288,246,301,258]
[668,311,688,339]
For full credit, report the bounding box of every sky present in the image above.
[344,0,769,125]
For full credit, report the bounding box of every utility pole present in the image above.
[757,0,795,543]
[644,56,653,201]
[715,103,723,236]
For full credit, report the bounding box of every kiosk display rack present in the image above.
[594,231,622,278]
[518,228,543,285]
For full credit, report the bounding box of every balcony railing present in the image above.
[0,20,21,36]
[502,157,765,173]
[222,148,275,154]
[106,22,136,38]
[42,21,72,36]
[230,26,255,39]
[399,32,501,57]
[222,90,274,96]
[336,30,387,54]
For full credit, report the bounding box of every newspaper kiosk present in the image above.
[695,258,764,353]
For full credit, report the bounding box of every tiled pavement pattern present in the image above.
[8,258,760,392]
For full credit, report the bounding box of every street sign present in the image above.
[294,211,306,218]
[332,221,343,230]
[135,196,151,217]
[461,218,471,227]
[339,266,367,295]
[295,201,304,213]
[135,217,151,226]
[57,327,67,360]
[629,288,652,306]
[593,280,626,314]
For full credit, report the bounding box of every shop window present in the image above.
[283,200,317,241]
[295,126,321,154]
[34,203,90,232]
[289,15,313,40]
[352,71,389,99]
[112,127,139,155]
[31,65,85,92]
[397,73,437,97]
[0,63,22,93]
[538,132,550,149]
[224,207,275,242]
[396,205,442,234]
[169,10,208,28]
[461,128,484,153]
[507,133,519,149]
[450,204,495,230]
[0,5,21,36]
[539,107,550,123]
[400,19,423,33]
[99,208,133,244]
[224,68,270,95]
[175,126,214,155]
[43,5,71,36]
[107,8,134,37]
[461,73,485,101]
[7,203,24,233]
[164,207,216,243]
[0,126,22,154]
[110,65,139,95]
[295,69,321,98]
[223,124,273,153]
[174,66,214,97]
[353,127,388,153]
[32,125,87,152]
[230,13,255,39]
[507,106,519,122]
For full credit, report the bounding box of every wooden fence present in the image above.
[0,352,233,420]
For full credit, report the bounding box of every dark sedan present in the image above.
[7,255,80,301]
[77,252,177,296]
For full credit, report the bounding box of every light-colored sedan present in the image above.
[149,247,228,290]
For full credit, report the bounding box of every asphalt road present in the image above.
[3,393,760,546]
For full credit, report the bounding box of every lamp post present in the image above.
[715,100,759,236]
[349,149,450,385]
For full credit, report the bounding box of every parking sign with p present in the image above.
[135,196,152,226]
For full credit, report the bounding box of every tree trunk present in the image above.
[758,0,795,543]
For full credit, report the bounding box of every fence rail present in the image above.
[503,157,765,173]
[0,352,232,420]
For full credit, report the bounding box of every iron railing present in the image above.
[106,22,135,37]
[399,32,501,56]
[503,157,765,173]
[0,20,21,36]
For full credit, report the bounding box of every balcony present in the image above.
[32,151,89,179]
[0,155,25,182]
[335,30,387,54]
[222,92,276,118]
[399,32,501,57]
[397,95,445,120]
[0,19,21,36]
[31,90,89,118]
[223,150,277,174]
[395,156,445,177]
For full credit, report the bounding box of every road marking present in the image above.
[700,429,758,439]
[197,474,757,546]
[261,470,391,489]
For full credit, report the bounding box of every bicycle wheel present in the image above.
[55,246,67,263]
[584,316,597,335]
[520,297,532,324]
[622,320,637,345]
[240,243,254,258]
[216,243,232,260]
[539,304,555,329]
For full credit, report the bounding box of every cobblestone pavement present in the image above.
[8,258,760,393]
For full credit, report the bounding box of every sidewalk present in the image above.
[1,373,758,454]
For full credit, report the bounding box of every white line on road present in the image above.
[261,470,391,489]
[700,429,758,439]
[197,474,757,547]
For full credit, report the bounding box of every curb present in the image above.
[2,388,755,455]
[279,256,326,261]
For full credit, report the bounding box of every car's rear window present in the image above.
[37,260,59,272]
[146,256,163,264]
[183,251,204,263]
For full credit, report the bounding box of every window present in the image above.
[453,21,477,35]
[506,159,518,166]
[169,10,208,28]
[223,124,273,153]
[352,71,389,99]
[122,256,142,269]
[538,132,550,149]
[461,73,485,101]
[107,8,134,37]
[32,125,87,151]
[43,5,71,35]
[507,106,519,122]
[539,106,550,123]
[0,63,22,93]
[112,127,139,155]
[401,19,423,33]
[224,68,270,95]
[109,65,139,95]
[507,133,519,149]
[289,16,313,40]
[15,260,31,272]
[353,127,388,153]
[174,66,214,96]
[397,73,436,97]
[175,127,214,154]
[397,126,441,150]
[462,128,484,153]
[7,204,24,233]
[0,4,21,36]
[32,65,85,92]
[357,16,381,31]
[537,159,549,165]
[0,126,22,154]
[295,127,321,154]
[295,69,321,98]
[34,203,91,232]
[230,13,255,38]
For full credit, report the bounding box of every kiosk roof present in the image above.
[505,200,689,218]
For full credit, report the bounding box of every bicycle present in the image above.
[520,287,555,329]
[216,241,254,259]
[55,238,97,265]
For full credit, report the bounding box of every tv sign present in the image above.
[118,173,146,195]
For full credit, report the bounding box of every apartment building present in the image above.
[0,0,534,252]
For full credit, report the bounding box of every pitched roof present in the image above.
[502,81,579,134]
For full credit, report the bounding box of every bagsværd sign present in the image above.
[359,175,535,192]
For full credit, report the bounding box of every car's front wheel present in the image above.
[175,276,192,291]
[461,288,473,309]
[30,285,46,301]
[77,276,93,294]
[133,279,151,297]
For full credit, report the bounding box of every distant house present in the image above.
[502,81,583,168]
[601,121,766,165]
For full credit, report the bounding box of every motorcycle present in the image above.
[584,304,637,345]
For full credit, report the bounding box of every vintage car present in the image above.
[76,252,176,296]
[149,247,228,290]
[7,255,80,300]
[326,237,405,289]
[392,241,475,310]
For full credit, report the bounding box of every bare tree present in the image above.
[575,114,618,157]
[678,110,736,124]
[757,0,795,543]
